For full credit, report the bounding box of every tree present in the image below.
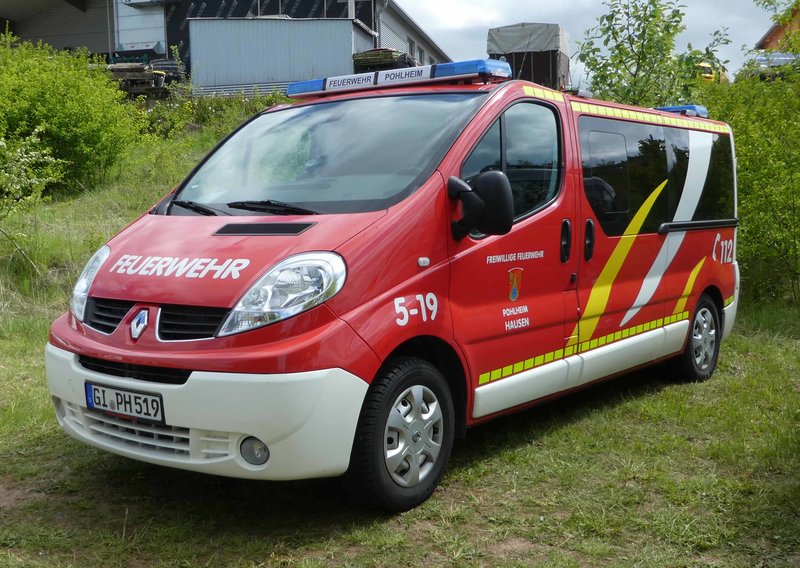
[697,68,800,304]
[694,0,800,305]
[577,0,728,107]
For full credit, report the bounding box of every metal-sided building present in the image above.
[0,0,450,92]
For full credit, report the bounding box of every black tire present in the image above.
[344,357,454,512]
[675,294,721,381]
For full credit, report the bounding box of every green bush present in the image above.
[0,127,61,221]
[0,30,145,193]
[697,68,800,304]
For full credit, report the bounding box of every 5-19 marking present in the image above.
[394,293,438,326]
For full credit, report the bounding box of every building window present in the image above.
[418,47,425,63]
[407,38,416,56]
[429,56,436,66]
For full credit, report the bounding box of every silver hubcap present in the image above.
[691,306,716,371]
[384,385,444,488]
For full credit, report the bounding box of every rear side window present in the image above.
[461,102,561,220]
[580,117,668,236]
[579,115,735,235]
[695,135,735,220]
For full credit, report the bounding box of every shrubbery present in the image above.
[698,69,800,304]
[144,90,291,139]
[0,30,145,195]
[0,127,61,221]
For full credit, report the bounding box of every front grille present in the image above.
[79,355,191,385]
[83,297,229,341]
[157,305,229,340]
[61,401,234,461]
[84,298,135,334]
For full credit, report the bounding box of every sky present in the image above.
[395,0,777,85]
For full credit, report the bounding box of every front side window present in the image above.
[461,102,561,220]
[175,93,487,215]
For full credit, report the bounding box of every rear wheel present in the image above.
[344,357,454,512]
[676,294,721,381]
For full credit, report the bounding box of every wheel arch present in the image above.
[700,285,724,329]
[382,336,469,439]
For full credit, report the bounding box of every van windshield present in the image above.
[173,93,487,215]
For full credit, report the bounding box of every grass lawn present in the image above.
[1,306,798,567]
[0,132,798,567]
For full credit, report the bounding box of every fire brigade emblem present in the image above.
[131,309,149,340]
[508,268,523,302]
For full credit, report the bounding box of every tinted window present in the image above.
[505,104,560,217]
[694,135,735,220]
[461,102,561,220]
[665,128,690,221]
[580,117,667,236]
[462,121,501,182]
[176,94,486,215]
[585,130,629,236]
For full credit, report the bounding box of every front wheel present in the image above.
[675,294,721,381]
[344,357,454,512]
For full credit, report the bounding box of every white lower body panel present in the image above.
[473,320,690,418]
[46,343,368,480]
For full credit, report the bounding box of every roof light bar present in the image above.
[287,59,512,98]
[656,105,709,118]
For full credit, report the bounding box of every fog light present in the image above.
[240,436,270,466]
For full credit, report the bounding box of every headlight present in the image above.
[70,245,111,321]
[218,252,346,336]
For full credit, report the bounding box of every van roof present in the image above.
[285,59,729,134]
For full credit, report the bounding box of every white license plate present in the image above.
[85,383,164,424]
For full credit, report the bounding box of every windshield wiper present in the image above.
[171,199,224,216]
[226,199,319,215]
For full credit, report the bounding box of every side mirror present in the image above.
[448,171,514,239]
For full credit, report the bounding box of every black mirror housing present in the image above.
[448,171,514,239]
[473,170,513,236]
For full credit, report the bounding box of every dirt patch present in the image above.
[487,536,552,563]
[0,478,43,509]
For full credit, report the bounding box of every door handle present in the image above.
[560,219,571,263]
[584,219,595,261]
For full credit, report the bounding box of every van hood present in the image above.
[91,212,385,307]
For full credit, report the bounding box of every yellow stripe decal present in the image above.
[569,101,729,134]
[524,85,565,101]
[673,257,706,315]
[567,179,669,345]
[724,295,735,307]
[478,312,690,386]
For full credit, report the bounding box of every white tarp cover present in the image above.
[487,23,569,56]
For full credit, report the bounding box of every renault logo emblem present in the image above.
[131,309,149,340]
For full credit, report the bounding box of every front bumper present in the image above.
[46,343,368,480]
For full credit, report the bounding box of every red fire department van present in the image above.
[45,60,739,511]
